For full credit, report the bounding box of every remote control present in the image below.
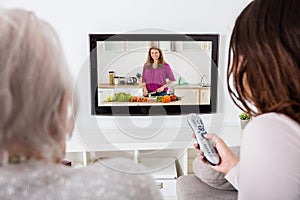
[187,113,220,166]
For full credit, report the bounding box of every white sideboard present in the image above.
[65,123,242,199]
[65,125,242,173]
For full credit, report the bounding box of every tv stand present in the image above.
[65,125,241,198]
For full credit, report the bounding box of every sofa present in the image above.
[176,146,240,200]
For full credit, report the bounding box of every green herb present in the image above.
[239,112,250,120]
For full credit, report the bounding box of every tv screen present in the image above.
[89,34,219,116]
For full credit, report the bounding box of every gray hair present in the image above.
[0,9,77,163]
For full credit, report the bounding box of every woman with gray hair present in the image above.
[0,9,162,200]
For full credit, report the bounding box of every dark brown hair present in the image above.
[227,0,300,124]
[145,47,165,68]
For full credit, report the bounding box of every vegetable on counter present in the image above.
[170,95,177,101]
[156,96,163,102]
[106,95,115,102]
[106,92,132,102]
[106,93,182,103]
[130,96,148,102]
[157,95,181,103]
[115,92,132,102]
[106,93,148,102]
[162,95,171,103]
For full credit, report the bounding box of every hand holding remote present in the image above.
[193,133,239,174]
[187,113,220,166]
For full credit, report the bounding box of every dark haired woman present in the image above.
[194,0,300,199]
[142,47,176,97]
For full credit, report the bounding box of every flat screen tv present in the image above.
[89,34,219,116]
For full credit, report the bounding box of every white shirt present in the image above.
[226,113,300,199]
[0,157,163,200]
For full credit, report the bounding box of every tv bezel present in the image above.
[89,34,219,116]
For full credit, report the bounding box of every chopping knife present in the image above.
[148,91,157,97]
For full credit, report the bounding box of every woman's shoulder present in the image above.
[144,63,152,69]
[83,157,163,199]
[239,115,300,199]
[243,112,300,143]
[163,62,170,67]
[0,158,162,199]
[247,112,299,130]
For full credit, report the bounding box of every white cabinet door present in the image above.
[200,88,210,105]
[174,88,200,105]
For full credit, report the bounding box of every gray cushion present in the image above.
[193,146,240,190]
[176,175,238,200]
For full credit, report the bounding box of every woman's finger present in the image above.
[197,150,208,164]
[203,133,217,140]
[203,133,219,146]
[193,143,200,150]
[197,149,203,156]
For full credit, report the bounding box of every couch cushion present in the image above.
[176,175,238,200]
[193,146,240,190]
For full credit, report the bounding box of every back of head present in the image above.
[0,9,76,163]
[227,0,300,123]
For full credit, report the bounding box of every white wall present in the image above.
[1,0,251,132]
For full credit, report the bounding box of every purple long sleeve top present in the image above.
[142,63,176,92]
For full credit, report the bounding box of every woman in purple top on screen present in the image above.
[142,47,176,97]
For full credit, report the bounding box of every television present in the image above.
[89,34,219,116]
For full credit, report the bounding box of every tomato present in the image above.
[170,95,177,101]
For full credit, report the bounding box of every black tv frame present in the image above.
[89,34,219,116]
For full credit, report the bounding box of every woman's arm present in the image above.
[194,133,239,189]
[156,63,175,92]
[141,64,148,96]
[164,63,176,81]
[142,83,148,96]
[156,80,174,92]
